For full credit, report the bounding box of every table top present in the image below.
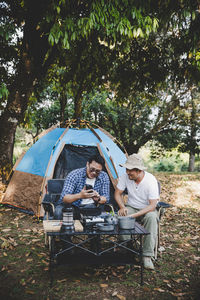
[46,221,149,236]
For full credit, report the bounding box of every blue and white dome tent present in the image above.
[3,120,127,217]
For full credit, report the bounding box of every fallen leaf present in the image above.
[57,279,67,283]
[1,240,10,249]
[116,294,126,300]
[1,265,7,271]
[171,292,187,297]
[158,246,165,252]
[25,290,35,294]
[173,278,182,283]
[154,288,165,292]
[112,291,118,297]
[41,260,48,265]
[2,228,11,232]
[193,256,200,261]
[112,271,117,276]
[143,286,150,292]
[100,284,108,288]
[32,239,41,242]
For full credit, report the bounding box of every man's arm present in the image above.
[93,173,110,204]
[114,187,128,216]
[129,199,158,218]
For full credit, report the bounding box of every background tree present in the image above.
[0,0,57,180]
[1,0,200,180]
[177,89,200,171]
[0,0,160,181]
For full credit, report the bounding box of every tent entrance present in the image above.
[53,144,100,179]
[53,144,116,207]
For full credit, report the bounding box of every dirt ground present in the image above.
[0,173,200,300]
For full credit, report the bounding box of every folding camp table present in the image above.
[46,221,149,285]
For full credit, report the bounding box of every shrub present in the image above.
[154,161,175,172]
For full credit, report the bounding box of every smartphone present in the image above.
[85,184,93,193]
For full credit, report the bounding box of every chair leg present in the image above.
[154,221,160,260]
[45,232,48,247]
[48,236,52,251]
[158,221,160,249]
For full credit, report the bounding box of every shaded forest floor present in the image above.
[0,173,200,300]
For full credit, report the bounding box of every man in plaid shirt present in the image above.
[54,155,110,219]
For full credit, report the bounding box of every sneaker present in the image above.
[143,256,154,270]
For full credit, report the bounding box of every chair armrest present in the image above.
[156,201,171,219]
[42,194,55,217]
[156,201,171,209]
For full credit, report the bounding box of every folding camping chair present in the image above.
[42,179,65,221]
[154,200,171,259]
[42,178,103,247]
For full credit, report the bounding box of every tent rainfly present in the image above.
[2,120,127,217]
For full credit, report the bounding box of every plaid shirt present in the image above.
[58,167,110,207]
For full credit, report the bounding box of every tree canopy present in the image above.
[0,0,200,180]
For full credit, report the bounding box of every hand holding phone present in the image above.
[85,184,93,193]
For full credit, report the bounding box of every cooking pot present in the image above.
[96,223,114,231]
[118,216,135,229]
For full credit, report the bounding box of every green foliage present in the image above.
[1,0,200,177]
[141,145,191,172]
[0,83,9,100]
[154,160,175,172]
[48,1,159,48]
[13,127,33,164]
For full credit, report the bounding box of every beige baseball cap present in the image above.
[120,153,146,170]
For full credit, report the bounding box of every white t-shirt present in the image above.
[117,171,159,209]
[81,177,96,205]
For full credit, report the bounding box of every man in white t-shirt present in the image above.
[115,153,159,270]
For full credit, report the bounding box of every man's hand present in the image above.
[80,187,95,199]
[118,207,128,216]
[92,191,107,204]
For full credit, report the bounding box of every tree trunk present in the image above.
[60,93,67,126]
[188,151,195,172]
[0,1,55,182]
[0,114,18,183]
[74,89,83,119]
[74,98,82,119]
